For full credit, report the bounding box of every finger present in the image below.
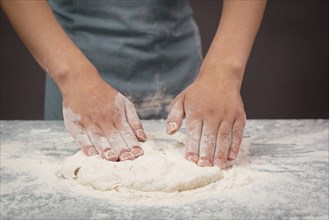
[228,115,246,160]
[197,121,218,167]
[71,124,98,156]
[166,96,184,135]
[116,121,143,158]
[213,121,233,169]
[63,108,98,156]
[185,118,203,163]
[100,123,134,161]
[85,125,119,161]
[124,99,147,142]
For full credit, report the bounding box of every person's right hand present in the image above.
[62,70,147,162]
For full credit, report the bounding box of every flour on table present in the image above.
[58,131,253,206]
[60,132,222,193]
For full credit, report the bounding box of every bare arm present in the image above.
[1,0,97,94]
[167,0,266,168]
[199,0,267,87]
[1,0,147,160]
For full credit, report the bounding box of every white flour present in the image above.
[1,120,328,219]
[54,132,257,206]
[1,129,260,206]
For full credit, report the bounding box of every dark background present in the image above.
[1,0,328,120]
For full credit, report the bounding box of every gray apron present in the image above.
[45,0,203,119]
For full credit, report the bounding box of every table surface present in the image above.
[1,120,328,220]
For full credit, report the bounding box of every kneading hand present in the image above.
[166,73,246,169]
[63,74,147,161]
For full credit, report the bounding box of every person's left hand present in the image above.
[166,67,246,169]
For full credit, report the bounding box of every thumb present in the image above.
[166,96,184,135]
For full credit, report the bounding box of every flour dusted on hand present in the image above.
[60,135,223,193]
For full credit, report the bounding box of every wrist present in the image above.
[196,58,245,90]
[51,59,101,96]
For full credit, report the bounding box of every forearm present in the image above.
[199,0,267,87]
[1,0,98,94]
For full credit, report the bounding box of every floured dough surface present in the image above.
[60,134,223,193]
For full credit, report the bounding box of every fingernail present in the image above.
[187,154,198,163]
[197,159,211,167]
[88,148,98,156]
[166,122,177,135]
[213,159,226,169]
[137,129,147,141]
[228,151,236,160]
[132,147,144,157]
[105,151,118,161]
[120,152,134,161]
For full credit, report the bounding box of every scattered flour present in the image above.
[1,127,258,207]
[1,120,328,218]
[56,132,255,206]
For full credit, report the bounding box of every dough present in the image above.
[60,134,223,193]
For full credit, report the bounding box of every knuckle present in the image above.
[75,131,88,142]
[108,131,121,140]
[230,149,237,154]
[89,126,102,136]
[230,145,240,153]
[241,115,247,123]
[195,108,216,119]
[187,111,200,120]
[64,120,80,133]
[203,134,216,146]
[187,134,199,144]
[130,120,142,129]
[206,108,218,115]
[80,116,92,125]
[185,139,198,151]
[232,129,242,138]
[168,114,180,125]
[127,101,135,110]
[218,132,231,140]
[107,107,121,120]
[218,133,232,148]
[115,112,125,121]
[186,129,200,143]
[124,98,136,109]
[237,110,246,120]
[214,152,227,161]
[121,130,134,138]
[102,128,115,137]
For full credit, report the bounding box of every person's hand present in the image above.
[62,71,147,161]
[166,67,246,169]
